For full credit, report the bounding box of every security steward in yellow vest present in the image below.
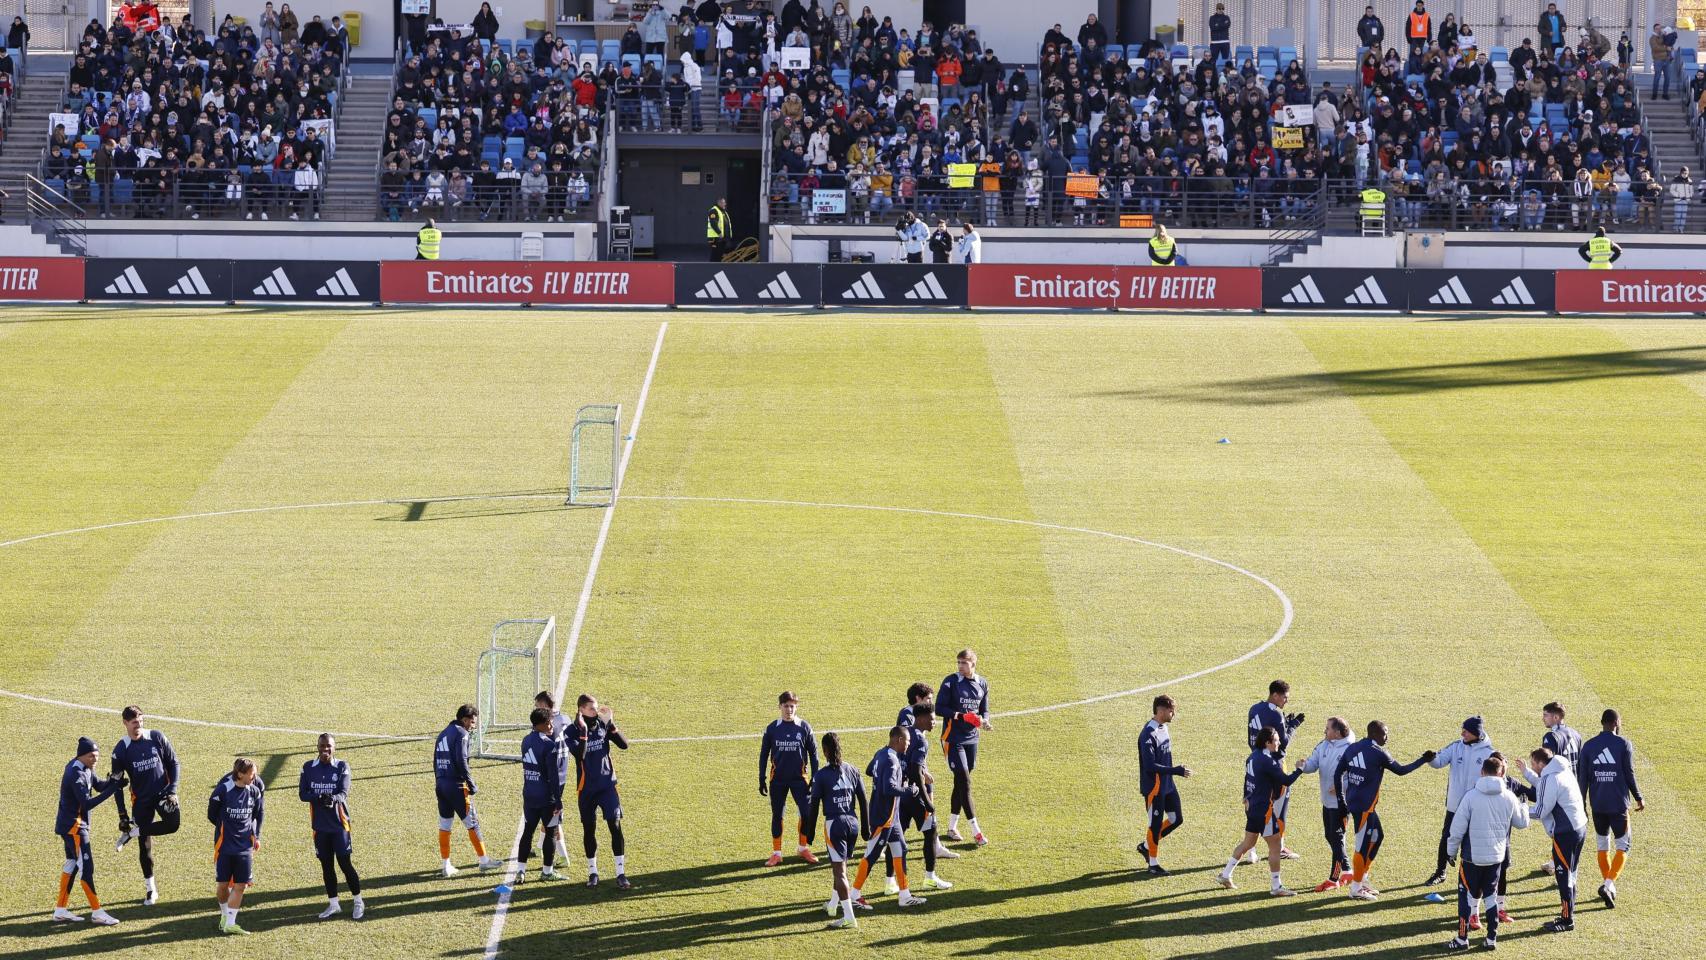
[416,218,441,260]
[1359,187,1387,222]
[1147,224,1177,266]
[1578,227,1621,269]
[707,197,732,261]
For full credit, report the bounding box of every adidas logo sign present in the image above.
[1428,275,1473,306]
[316,268,362,298]
[1491,277,1535,306]
[903,272,949,301]
[756,271,801,300]
[167,266,213,297]
[842,271,885,300]
[1594,748,1615,766]
[253,267,297,297]
[1344,276,1388,305]
[1280,275,1325,304]
[103,265,147,295]
[694,271,738,299]
[1347,753,1368,769]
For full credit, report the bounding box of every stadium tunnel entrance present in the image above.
[618,149,762,262]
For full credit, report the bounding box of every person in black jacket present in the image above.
[1210,4,1232,61]
[928,218,953,262]
[1357,6,1384,51]
[472,3,499,42]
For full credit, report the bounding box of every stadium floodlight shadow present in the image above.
[0,872,491,958]
[1091,345,1706,405]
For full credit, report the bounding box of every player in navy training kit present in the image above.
[851,726,927,908]
[110,706,179,905]
[567,694,631,888]
[1247,680,1305,860]
[1336,721,1435,901]
[1522,701,1582,877]
[1578,708,1644,909]
[208,757,264,935]
[875,702,952,891]
[1138,694,1193,875]
[759,691,819,866]
[300,733,364,919]
[435,704,498,876]
[936,648,992,845]
[53,736,126,925]
[535,691,574,864]
[513,708,566,884]
[1215,727,1304,895]
[805,732,869,929]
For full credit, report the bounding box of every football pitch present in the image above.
[2,305,1705,960]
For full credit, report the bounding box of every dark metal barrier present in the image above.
[674,262,822,307]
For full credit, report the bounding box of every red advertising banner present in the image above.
[0,257,86,300]
[380,261,675,305]
[1555,270,1706,313]
[968,264,1261,310]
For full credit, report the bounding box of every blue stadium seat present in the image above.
[621,53,641,71]
[1490,45,1508,61]
[1257,45,1278,62]
[1170,43,1187,59]
[45,178,66,196]
[418,107,438,129]
[498,39,515,56]
[601,39,620,61]
[1235,44,1253,61]
[113,178,133,206]
[1126,44,1143,61]
[644,53,663,71]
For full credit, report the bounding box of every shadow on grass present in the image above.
[1088,345,1706,406]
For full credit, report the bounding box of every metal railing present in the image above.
[25,174,86,254]
[768,174,1706,235]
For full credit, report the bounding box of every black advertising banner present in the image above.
[823,263,969,307]
[85,258,234,301]
[674,262,822,307]
[1263,268,1409,311]
[1408,269,1554,312]
[233,260,380,302]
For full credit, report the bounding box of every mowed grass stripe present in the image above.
[486,320,1132,959]
[0,312,350,694]
[1294,322,1706,825]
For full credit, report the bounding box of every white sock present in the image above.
[587,856,598,875]
[353,895,364,906]
[841,896,855,921]
[828,891,840,909]
[949,815,960,832]
[219,905,230,922]
[145,877,157,894]
[1473,897,1482,913]
[1270,870,1283,891]
[1147,856,1159,867]
[969,818,981,834]
[1498,895,1508,908]
[614,855,626,874]
[328,897,340,907]
[928,871,939,881]
[228,905,240,922]
[443,858,453,867]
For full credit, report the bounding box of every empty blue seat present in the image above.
[1170,43,1187,58]
[1257,45,1278,61]
[113,178,133,205]
[1235,44,1253,61]
[1490,45,1508,61]
[418,107,438,128]
[1125,44,1143,61]
[45,178,66,196]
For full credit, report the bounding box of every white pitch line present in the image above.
[483,321,668,960]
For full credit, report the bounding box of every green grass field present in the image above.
[2,306,1704,960]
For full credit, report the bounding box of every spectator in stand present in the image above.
[1210,4,1232,63]
[1077,14,1107,54]
[641,2,670,56]
[1405,1,1431,63]
[472,3,499,43]
[1649,23,1677,100]
[1538,4,1568,57]
[1357,6,1384,52]
[520,161,548,220]
[1668,167,1693,232]
[279,3,299,46]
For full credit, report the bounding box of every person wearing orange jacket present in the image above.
[1405,1,1431,58]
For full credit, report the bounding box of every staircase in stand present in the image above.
[0,68,69,223]
[323,75,393,220]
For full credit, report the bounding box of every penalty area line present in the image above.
[483,320,668,960]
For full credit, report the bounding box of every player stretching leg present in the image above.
[1138,695,1193,876]
[435,704,500,876]
[936,649,992,845]
[510,709,566,887]
[1526,746,1587,932]
[1579,708,1643,909]
[806,732,869,929]
[568,695,632,889]
[53,736,125,925]
[1297,717,1352,890]
[110,706,180,905]
[760,691,819,866]
[300,734,364,919]
[1444,755,1529,951]
[850,726,927,909]
[208,758,265,935]
[1337,721,1435,901]
[535,692,574,865]
[1215,727,1303,896]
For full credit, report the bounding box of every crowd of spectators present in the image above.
[41,4,348,220]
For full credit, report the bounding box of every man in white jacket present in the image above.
[1426,716,1495,887]
[1295,717,1353,891]
[1445,755,1529,952]
[1527,746,1587,933]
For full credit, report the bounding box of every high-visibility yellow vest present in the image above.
[1148,236,1175,265]
[707,205,730,239]
[1587,235,1614,269]
[416,226,441,259]
[947,162,977,188]
[1360,188,1387,217]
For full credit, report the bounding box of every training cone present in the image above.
[1424,892,1446,903]
[1217,438,1231,444]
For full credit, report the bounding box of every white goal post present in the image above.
[473,617,558,760]
[568,404,621,506]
